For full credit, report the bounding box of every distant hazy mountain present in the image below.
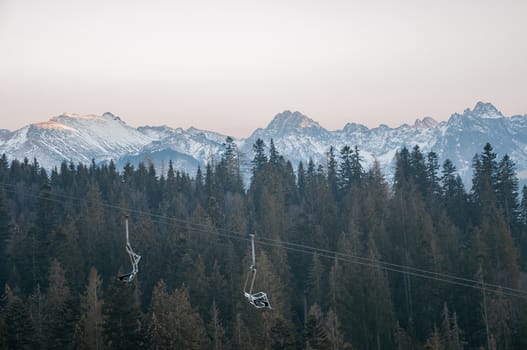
[2,102,527,184]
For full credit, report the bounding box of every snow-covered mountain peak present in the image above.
[342,122,370,133]
[55,112,124,124]
[187,127,231,143]
[466,102,503,119]
[33,120,77,132]
[267,111,322,132]
[59,112,103,120]
[3,101,527,187]
[137,125,178,140]
[102,112,123,122]
[413,117,438,129]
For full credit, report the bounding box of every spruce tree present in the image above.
[424,325,443,350]
[495,154,519,232]
[45,259,75,349]
[103,281,143,350]
[0,189,10,293]
[270,315,296,350]
[304,304,330,350]
[208,300,229,350]
[326,146,339,199]
[2,285,35,349]
[74,267,104,350]
[251,138,268,175]
[170,286,209,349]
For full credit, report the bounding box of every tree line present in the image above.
[1,137,527,349]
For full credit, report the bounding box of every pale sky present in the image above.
[1,0,526,137]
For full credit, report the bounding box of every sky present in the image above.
[1,0,526,138]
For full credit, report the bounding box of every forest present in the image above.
[1,138,527,349]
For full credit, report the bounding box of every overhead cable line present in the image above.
[1,181,526,299]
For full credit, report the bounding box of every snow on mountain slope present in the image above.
[0,112,153,167]
[0,129,11,143]
[137,125,178,140]
[241,110,442,181]
[241,110,333,166]
[51,112,153,152]
[1,102,527,186]
[138,128,225,165]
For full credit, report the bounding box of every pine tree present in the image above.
[208,300,229,350]
[449,309,464,350]
[426,151,441,195]
[189,254,209,315]
[251,138,268,175]
[495,154,519,232]
[223,191,247,236]
[362,237,395,349]
[410,145,428,195]
[0,189,10,293]
[329,232,360,344]
[45,259,75,349]
[270,315,296,350]
[471,143,498,218]
[424,325,443,350]
[52,212,84,293]
[306,252,325,307]
[79,182,114,281]
[393,147,412,190]
[28,283,46,347]
[325,309,346,350]
[208,260,230,324]
[170,286,209,349]
[441,159,468,229]
[269,138,283,166]
[103,281,143,350]
[147,280,208,349]
[304,304,331,350]
[297,161,306,198]
[145,311,171,350]
[2,285,35,349]
[233,312,253,349]
[29,183,59,291]
[74,267,104,350]
[147,280,172,348]
[338,145,354,193]
[394,320,412,350]
[486,288,512,350]
[326,146,339,199]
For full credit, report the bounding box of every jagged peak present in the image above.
[413,116,438,129]
[102,112,123,121]
[56,112,124,123]
[465,102,503,119]
[343,122,369,133]
[267,110,322,131]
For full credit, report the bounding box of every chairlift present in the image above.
[117,215,141,282]
[243,234,272,309]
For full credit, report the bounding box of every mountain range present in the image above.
[1,102,527,185]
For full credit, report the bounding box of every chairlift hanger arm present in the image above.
[117,215,141,283]
[243,233,272,309]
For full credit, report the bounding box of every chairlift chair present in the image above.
[243,234,272,309]
[117,215,141,282]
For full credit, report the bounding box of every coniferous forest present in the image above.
[1,138,527,349]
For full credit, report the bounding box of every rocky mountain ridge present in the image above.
[1,102,526,184]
